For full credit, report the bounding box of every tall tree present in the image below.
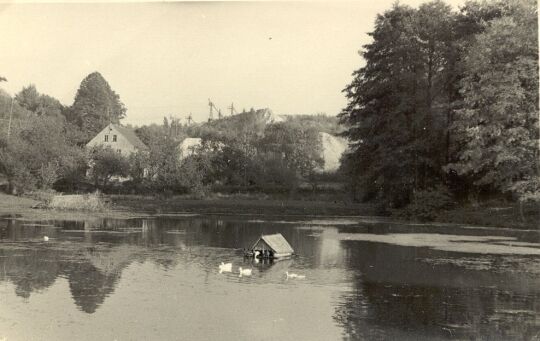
[340,4,426,207]
[340,1,465,208]
[450,0,539,202]
[415,1,457,166]
[0,115,85,192]
[68,72,126,142]
[15,85,40,112]
[15,85,63,118]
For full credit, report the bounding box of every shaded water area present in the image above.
[0,213,539,340]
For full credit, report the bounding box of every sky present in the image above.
[0,1,466,126]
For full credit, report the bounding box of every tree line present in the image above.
[0,72,334,195]
[117,109,329,196]
[339,0,538,216]
[0,72,126,193]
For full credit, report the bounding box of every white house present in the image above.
[178,137,203,159]
[86,123,147,156]
[178,137,225,160]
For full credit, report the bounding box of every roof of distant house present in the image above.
[110,124,147,150]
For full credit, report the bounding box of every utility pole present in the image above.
[218,109,223,119]
[7,97,13,139]
[228,102,236,116]
[208,99,214,121]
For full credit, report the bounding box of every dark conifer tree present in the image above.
[68,72,126,142]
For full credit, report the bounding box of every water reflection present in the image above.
[0,215,538,340]
[335,240,540,340]
[0,216,324,314]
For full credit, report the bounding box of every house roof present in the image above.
[252,233,294,254]
[111,124,147,150]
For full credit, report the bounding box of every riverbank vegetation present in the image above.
[339,0,539,221]
[0,73,339,197]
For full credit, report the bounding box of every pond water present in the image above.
[0,214,539,340]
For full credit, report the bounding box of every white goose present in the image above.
[238,267,252,277]
[285,271,305,280]
[219,262,232,273]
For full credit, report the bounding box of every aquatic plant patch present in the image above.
[334,233,540,255]
[420,256,540,275]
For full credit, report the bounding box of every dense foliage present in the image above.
[128,109,327,195]
[339,0,539,216]
[66,72,126,143]
[0,115,86,193]
[87,146,130,189]
[1,69,334,196]
[0,73,126,194]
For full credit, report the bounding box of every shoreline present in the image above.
[110,194,375,217]
[0,193,537,230]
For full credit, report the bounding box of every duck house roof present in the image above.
[251,233,294,254]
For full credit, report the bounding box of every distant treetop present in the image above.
[67,72,127,142]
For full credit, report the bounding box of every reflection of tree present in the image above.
[334,240,540,340]
[65,262,119,313]
[0,237,140,313]
[65,245,140,313]
[0,249,61,299]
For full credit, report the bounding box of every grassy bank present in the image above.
[0,192,143,220]
[436,202,539,230]
[110,193,375,216]
[0,192,375,219]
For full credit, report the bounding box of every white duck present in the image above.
[43,236,49,242]
[238,267,252,277]
[285,271,305,280]
[219,262,232,273]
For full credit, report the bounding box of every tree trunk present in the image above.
[446,90,452,164]
[519,200,525,222]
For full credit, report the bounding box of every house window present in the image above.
[117,149,122,154]
[104,135,109,142]
[113,135,117,142]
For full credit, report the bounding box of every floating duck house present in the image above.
[249,233,294,258]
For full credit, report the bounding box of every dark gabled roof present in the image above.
[112,124,147,150]
[252,233,294,254]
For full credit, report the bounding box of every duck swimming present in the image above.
[238,267,252,277]
[219,262,232,273]
[285,271,305,279]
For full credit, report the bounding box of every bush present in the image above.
[189,182,210,199]
[9,167,37,194]
[48,192,108,211]
[398,187,456,221]
[39,162,60,189]
[87,146,130,189]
